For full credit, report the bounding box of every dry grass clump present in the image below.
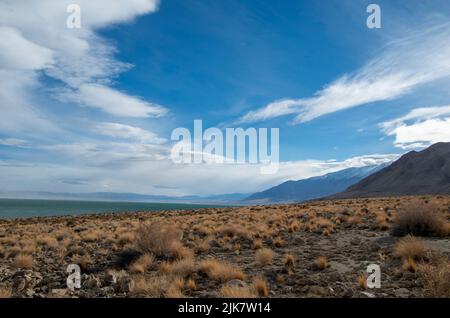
[357,273,367,289]
[117,233,134,246]
[255,248,274,267]
[0,285,12,298]
[252,277,269,297]
[375,212,391,230]
[217,224,247,239]
[169,241,194,260]
[253,239,263,250]
[129,253,154,274]
[13,254,33,269]
[417,255,450,298]
[288,219,301,232]
[393,235,428,260]
[392,201,447,237]
[166,276,185,298]
[272,237,284,248]
[402,257,417,273]
[133,275,184,297]
[185,278,197,290]
[198,259,245,283]
[283,253,295,268]
[167,258,197,277]
[220,285,256,298]
[313,256,328,270]
[135,222,185,258]
[220,277,269,298]
[36,235,58,248]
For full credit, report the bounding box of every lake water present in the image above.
[0,198,223,219]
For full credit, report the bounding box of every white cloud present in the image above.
[91,122,166,144]
[237,23,450,124]
[380,105,450,149]
[0,144,398,195]
[0,138,29,147]
[0,0,165,136]
[0,27,54,71]
[62,84,168,118]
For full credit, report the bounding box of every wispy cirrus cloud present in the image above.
[236,23,450,125]
[0,0,165,136]
[60,84,168,118]
[380,105,450,149]
[91,122,166,144]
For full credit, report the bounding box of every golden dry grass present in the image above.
[0,286,12,298]
[314,256,328,270]
[255,248,274,267]
[357,273,367,289]
[220,285,256,298]
[186,278,197,290]
[394,235,428,260]
[13,254,33,269]
[197,259,245,283]
[392,201,447,237]
[283,253,295,268]
[417,255,450,298]
[129,253,154,274]
[135,222,183,257]
[402,257,417,273]
[252,277,269,297]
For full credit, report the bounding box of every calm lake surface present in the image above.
[0,198,223,219]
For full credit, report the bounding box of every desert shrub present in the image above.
[393,235,428,260]
[129,253,154,274]
[198,259,245,283]
[272,237,284,248]
[252,277,269,297]
[0,285,12,298]
[165,277,185,298]
[135,222,184,258]
[418,255,450,298]
[313,256,328,270]
[255,248,274,267]
[402,257,417,273]
[357,273,367,289]
[392,202,447,237]
[185,278,197,290]
[253,239,263,250]
[13,254,33,269]
[220,285,255,298]
[283,253,295,267]
[133,275,183,297]
[167,258,197,277]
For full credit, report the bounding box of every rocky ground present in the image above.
[0,195,449,298]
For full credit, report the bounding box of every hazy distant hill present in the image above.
[333,142,450,198]
[245,164,388,203]
[0,191,249,204]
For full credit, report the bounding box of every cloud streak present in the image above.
[237,23,450,125]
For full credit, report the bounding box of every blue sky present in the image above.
[1,0,450,196]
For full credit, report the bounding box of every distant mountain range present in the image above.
[3,143,449,205]
[0,191,250,205]
[244,163,389,204]
[332,142,450,198]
